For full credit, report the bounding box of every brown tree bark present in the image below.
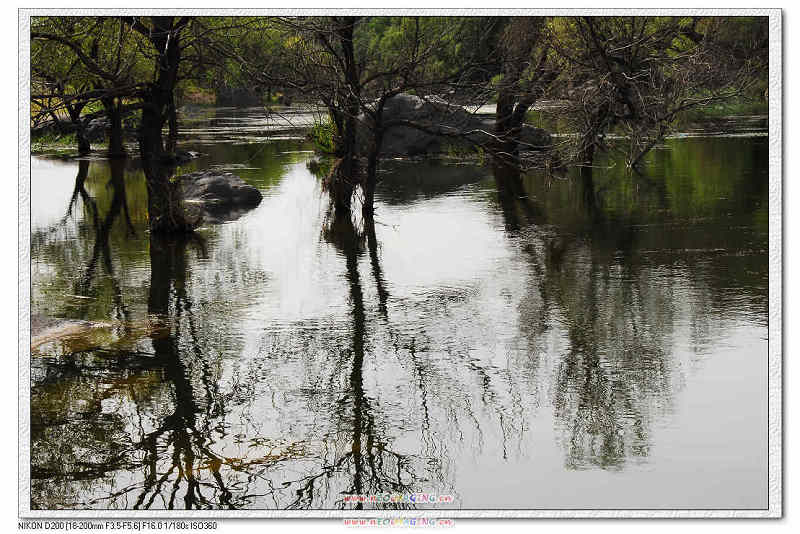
[143,162,197,234]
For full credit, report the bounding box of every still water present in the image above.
[29,108,769,510]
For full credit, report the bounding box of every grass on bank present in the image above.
[31,132,79,153]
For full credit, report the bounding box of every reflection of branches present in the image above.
[365,219,389,318]
[74,160,132,324]
[321,206,533,504]
[37,233,236,510]
[550,254,673,470]
[316,211,419,509]
[64,160,96,222]
[127,234,236,510]
[552,265,626,470]
[491,163,675,470]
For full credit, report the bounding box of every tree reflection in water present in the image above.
[492,162,676,470]
[31,171,452,509]
[77,159,135,324]
[30,141,766,509]
[30,165,669,507]
[280,212,420,509]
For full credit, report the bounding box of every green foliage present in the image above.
[31,17,150,97]
[191,17,284,92]
[179,82,216,106]
[442,141,486,165]
[306,157,334,179]
[308,117,338,154]
[678,98,768,122]
[345,16,497,98]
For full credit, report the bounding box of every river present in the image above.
[29,107,769,510]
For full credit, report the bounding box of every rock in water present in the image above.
[30,314,170,356]
[179,170,263,224]
[357,93,551,157]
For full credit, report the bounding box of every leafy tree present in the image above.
[29,15,770,233]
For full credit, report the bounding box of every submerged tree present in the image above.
[30,14,769,230]
[269,16,496,219]
[120,16,212,233]
[550,16,766,168]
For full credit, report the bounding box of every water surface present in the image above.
[29,108,769,510]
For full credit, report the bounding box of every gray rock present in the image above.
[357,93,551,157]
[85,118,109,142]
[503,122,552,151]
[179,170,263,224]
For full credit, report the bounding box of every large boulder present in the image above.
[357,93,551,157]
[84,113,140,143]
[179,170,263,224]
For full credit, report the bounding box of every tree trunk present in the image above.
[117,17,190,234]
[66,102,90,156]
[362,129,383,220]
[166,93,178,154]
[326,17,361,216]
[330,111,357,213]
[76,127,91,156]
[143,162,197,234]
[103,97,126,159]
[494,93,520,165]
[579,143,595,167]
[138,96,165,161]
[578,97,613,168]
[135,17,183,162]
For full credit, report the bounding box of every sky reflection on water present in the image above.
[29,109,768,510]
